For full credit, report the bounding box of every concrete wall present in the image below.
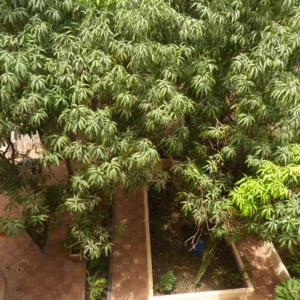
[265,242,291,282]
[152,288,253,300]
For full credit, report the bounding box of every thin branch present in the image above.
[65,159,74,178]
[185,226,203,251]
[6,138,16,161]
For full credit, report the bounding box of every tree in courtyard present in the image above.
[0,0,300,258]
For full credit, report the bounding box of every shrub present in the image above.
[88,276,107,300]
[2,0,300,260]
[274,279,300,300]
[291,264,300,277]
[156,271,176,294]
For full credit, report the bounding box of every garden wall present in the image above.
[264,242,291,282]
[152,288,253,300]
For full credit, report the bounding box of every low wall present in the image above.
[266,242,291,282]
[0,272,5,300]
[152,288,253,300]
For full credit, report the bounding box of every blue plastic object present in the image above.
[194,239,205,255]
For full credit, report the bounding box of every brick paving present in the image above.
[0,194,86,300]
[109,188,152,300]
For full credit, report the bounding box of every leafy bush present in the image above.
[2,0,300,259]
[88,258,109,275]
[229,161,300,250]
[291,264,300,277]
[231,161,299,218]
[88,276,107,300]
[156,271,176,294]
[274,279,300,300]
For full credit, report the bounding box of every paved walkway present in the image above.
[109,188,152,300]
[0,193,86,299]
[237,236,288,300]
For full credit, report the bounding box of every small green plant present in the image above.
[195,238,218,285]
[88,276,107,300]
[291,264,300,277]
[156,271,176,294]
[274,279,300,300]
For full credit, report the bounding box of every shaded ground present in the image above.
[149,188,244,295]
[0,194,86,300]
[151,238,244,294]
[0,164,86,300]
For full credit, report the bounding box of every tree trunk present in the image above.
[65,159,74,178]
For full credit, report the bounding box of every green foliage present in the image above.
[0,216,25,236]
[69,211,112,259]
[195,238,218,285]
[231,161,299,218]
[174,161,231,237]
[291,264,300,277]
[1,0,300,259]
[88,258,109,275]
[230,161,300,250]
[274,279,300,300]
[87,275,107,300]
[156,271,176,294]
[87,257,109,299]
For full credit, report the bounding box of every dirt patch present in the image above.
[149,187,244,295]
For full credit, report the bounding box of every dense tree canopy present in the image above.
[1,0,300,257]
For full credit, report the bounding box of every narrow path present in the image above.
[109,188,152,300]
[0,185,86,299]
[237,236,289,300]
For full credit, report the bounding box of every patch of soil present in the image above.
[149,187,244,295]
